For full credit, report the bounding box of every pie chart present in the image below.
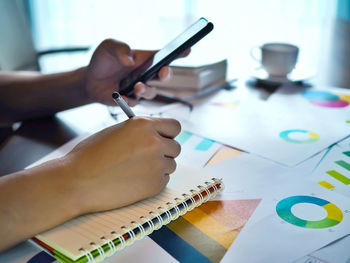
[276,196,343,229]
[302,90,350,108]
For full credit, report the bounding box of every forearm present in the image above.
[0,67,91,123]
[0,158,81,251]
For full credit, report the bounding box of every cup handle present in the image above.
[250,46,261,62]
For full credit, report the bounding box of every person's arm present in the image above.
[0,39,175,123]
[0,117,181,252]
[0,68,89,123]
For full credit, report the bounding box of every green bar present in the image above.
[326,170,350,185]
[343,151,350,158]
[336,160,350,171]
[306,218,341,229]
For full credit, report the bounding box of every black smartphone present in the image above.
[118,17,214,98]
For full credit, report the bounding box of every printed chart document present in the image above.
[220,179,350,263]
[168,87,350,166]
[269,86,350,112]
[147,198,261,263]
[205,149,350,263]
[293,234,350,263]
[175,130,221,168]
[338,136,350,149]
[309,144,350,197]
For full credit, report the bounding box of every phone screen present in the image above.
[147,18,209,71]
[119,18,213,97]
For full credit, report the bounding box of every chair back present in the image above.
[0,0,39,71]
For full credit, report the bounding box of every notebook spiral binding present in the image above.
[79,178,223,263]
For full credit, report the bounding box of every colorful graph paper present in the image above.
[279,129,320,144]
[175,131,221,168]
[149,199,261,263]
[276,196,343,229]
[206,146,242,166]
[302,90,350,108]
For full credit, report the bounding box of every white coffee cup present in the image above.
[251,43,299,77]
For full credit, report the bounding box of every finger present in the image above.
[160,137,181,158]
[159,173,170,190]
[153,118,181,139]
[141,86,157,100]
[121,94,138,106]
[121,85,140,106]
[131,50,157,68]
[134,82,146,97]
[102,39,135,67]
[121,95,129,104]
[179,48,191,58]
[126,98,138,107]
[163,157,177,175]
[114,43,134,66]
[135,82,157,100]
[158,66,172,81]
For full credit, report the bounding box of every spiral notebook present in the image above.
[27,137,223,263]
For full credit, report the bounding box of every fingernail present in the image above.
[163,68,172,81]
[161,67,173,81]
[139,85,146,94]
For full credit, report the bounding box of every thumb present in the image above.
[103,39,135,67]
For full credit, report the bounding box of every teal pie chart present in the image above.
[302,90,349,108]
[276,196,343,229]
[280,129,320,144]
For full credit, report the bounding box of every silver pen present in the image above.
[112,92,136,118]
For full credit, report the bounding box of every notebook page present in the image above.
[35,165,217,261]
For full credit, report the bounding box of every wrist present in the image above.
[55,156,88,218]
[75,66,92,104]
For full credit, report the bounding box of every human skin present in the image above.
[0,39,177,123]
[0,39,186,251]
[0,116,181,252]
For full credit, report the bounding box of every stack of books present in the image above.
[147,59,227,91]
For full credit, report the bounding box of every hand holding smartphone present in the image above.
[118,17,214,98]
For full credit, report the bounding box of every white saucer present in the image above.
[251,67,316,85]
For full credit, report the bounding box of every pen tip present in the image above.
[112,92,120,100]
